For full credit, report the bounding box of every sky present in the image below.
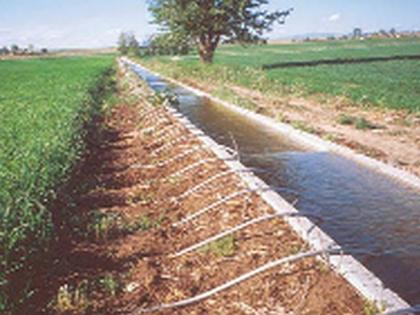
[0,0,420,49]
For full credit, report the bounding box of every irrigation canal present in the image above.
[130,63,420,305]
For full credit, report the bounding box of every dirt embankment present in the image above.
[28,62,367,315]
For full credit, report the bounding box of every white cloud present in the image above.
[328,13,341,22]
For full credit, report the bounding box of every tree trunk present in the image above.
[198,34,220,64]
[198,42,215,63]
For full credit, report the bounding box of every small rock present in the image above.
[125,282,140,293]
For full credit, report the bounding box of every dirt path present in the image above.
[29,64,368,315]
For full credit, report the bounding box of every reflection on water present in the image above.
[132,65,420,304]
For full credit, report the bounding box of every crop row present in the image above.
[0,56,114,311]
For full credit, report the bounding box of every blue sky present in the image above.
[0,0,420,49]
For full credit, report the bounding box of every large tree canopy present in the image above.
[148,0,292,63]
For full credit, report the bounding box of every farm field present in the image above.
[266,60,420,111]
[2,1,420,314]
[0,46,418,315]
[0,56,114,311]
[144,38,420,112]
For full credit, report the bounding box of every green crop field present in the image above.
[266,60,420,111]
[0,56,114,311]
[166,37,420,67]
[143,38,420,112]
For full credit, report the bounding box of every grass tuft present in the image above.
[291,120,317,134]
[354,117,377,130]
[200,235,236,257]
[337,114,357,125]
[363,299,380,315]
[98,274,122,297]
[51,282,90,314]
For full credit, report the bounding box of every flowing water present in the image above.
[131,64,420,304]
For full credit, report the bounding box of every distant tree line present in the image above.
[0,44,48,56]
[299,27,419,43]
[350,27,398,39]
[117,31,194,57]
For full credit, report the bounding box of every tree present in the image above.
[117,32,129,54]
[118,32,141,55]
[126,33,140,55]
[0,46,9,55]
[10,44,19,55]
[353,28,363,38]
[148,0,292,63]
[379,29,389,37]
[389,28,397,37]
